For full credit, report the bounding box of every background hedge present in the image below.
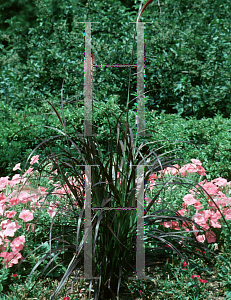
[1,0,231,180]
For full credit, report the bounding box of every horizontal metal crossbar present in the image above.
[128,276,151,280]
[92,207,137,210]
[75,277,100,279]
[92,64,137,67]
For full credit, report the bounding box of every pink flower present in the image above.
[182,221,191,230]
[209,195,228,207]
[149,182,156,191]
[214,243,219,251]
[63,297,70,300]
[196,165,206,176]
[215,196,228,208]
[162,221,172,228]
[0,205,6,217]
[183,194,198,205]
[176,209,187,216]
[202,182,218,196]
[13,163,21,171]
[211,177,228,187]
[0,177,9,191]
[1,219,11,230]
[171,221,180,230]
[8,198,20,206]
[47,203,57,218]
[182,202,187,209]
[6,210,17,219]
[193,212,206,223]
[191,224,199,236]
[162,221,180,230]
[23,167,34,175]
[0,193,6,201]
[173,164,181,169]
[149,173,157,182]
[11,236,25,252]
[19,210,34,222]
[183,261,187,267]
[185,163,198,174]
[30,155,39,165]
[210,220,221,228]
[16,190,33,204]
[144,197,152,203]
[8,174,24,187]
[224,208,231,220]
[0,232,5,246]
[0,251,13,262]
[206,231,216,243]
[38,186,48,194]
[210,210,221,221]
[178,166,190,177]
[12,273,18,278]
[193,211,210,226]
[0,194,7,206]
[161,165,180,176]
[3,221,21,237]
[0,251,23,269]
[193,200,203,210]
[194,179,208,191]
[200,209,213,221]
[178,162,205,177]
[196,234,206,243]
[190,159,202,166]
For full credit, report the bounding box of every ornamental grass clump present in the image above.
[11,93,223,299]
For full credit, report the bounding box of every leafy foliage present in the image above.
[2,99,231,187]
[1,0,231,119]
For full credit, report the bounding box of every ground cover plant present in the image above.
[1,150,231,299]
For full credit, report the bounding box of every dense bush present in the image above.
[0,95,130,178]
[143,110,231,182]
[143,0,231,119]
[0,0,137,111]
[1,0,231,119]
[1,95,231,185]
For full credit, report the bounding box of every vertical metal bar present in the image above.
[136,164,145,279]
[137,22,145,136]
[84,165,92,278]
[84,22,93,136]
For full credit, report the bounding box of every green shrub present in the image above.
[1,0,231,119]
